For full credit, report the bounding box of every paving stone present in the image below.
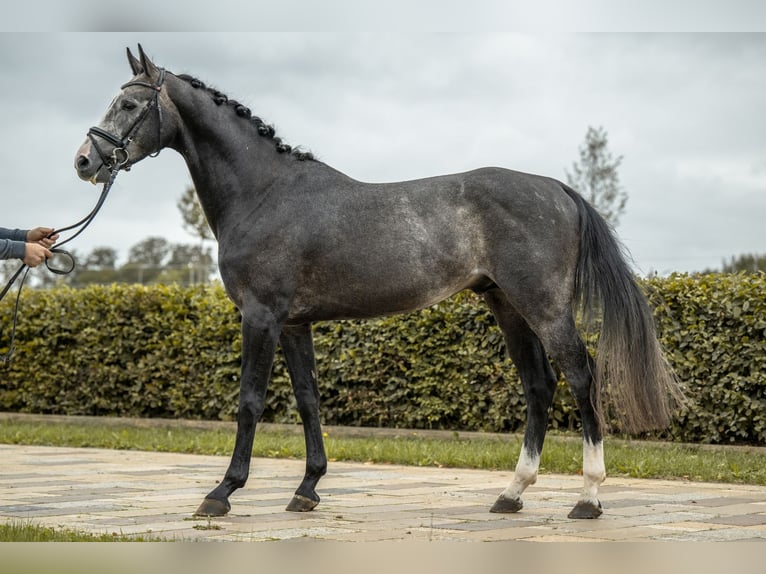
[654,527,766,542]
[2,444,766,541]
[704,513,766,527]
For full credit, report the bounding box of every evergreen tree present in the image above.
[566,126,627,227]
[720,253,766,273]
[178,186,213,242]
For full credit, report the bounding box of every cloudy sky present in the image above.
[1,31,765,275]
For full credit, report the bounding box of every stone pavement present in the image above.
[1,443,766,541]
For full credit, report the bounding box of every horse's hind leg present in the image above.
[483,289,558,514]
[535,314,605,519]
[280,324,328,512]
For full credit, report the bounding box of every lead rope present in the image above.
[0,167,120,364]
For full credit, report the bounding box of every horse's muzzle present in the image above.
[74,140,110,184]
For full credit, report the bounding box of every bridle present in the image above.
[1,69,167,363]
[0,166,123,363]
[87,68,166,172]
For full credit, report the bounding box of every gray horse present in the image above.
[74,45,682,520]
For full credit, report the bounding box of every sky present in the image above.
[1,30,765,276]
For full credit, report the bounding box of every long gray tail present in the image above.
[561,184,684,433]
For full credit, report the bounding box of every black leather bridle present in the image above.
[1,70,167,363]
[87,68,166,172]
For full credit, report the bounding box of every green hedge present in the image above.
[1,274,764,444]
[644,274,766,444]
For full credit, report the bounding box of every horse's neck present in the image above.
[170,100,286,238]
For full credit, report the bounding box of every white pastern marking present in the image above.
[580,439,606,505]
[502,445,540,501]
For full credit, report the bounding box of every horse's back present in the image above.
[276,166,581,323]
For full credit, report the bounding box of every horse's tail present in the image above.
[561,184,684,434]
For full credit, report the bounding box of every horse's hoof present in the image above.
[490,494,523,513]
[567,500,603,519]
[194,497,231,517]
[286,494,319,512]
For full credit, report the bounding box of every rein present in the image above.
[1,68,167,364]
[0,168,121,363]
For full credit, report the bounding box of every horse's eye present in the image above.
[121,100,138,111]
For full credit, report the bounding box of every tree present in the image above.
[68,247,119,286]
[0,260,22,286]
[178,186,213,242]
[127,237,170,266]
[85,247,118,270]
[159,243,216,284]
[566,126,627,227]
[176,186,217,284]
[720,253,766,273]
[166,243,212,268]
[120,237,170,284]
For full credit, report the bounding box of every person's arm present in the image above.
[0,227,56,265]
[0,227,28,241]
[0,239,26,260]
[0,228,28,260]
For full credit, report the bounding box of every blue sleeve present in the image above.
[0,239,26,260]
[0,228,28,241]
[0,228,28,260]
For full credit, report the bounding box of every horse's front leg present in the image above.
[280,324,327,512]
[195,306,281,517]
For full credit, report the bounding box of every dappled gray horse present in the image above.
[75,46,682,519]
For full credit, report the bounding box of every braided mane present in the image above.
[177,73,315,162]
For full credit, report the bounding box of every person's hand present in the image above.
[23,242,52,268]
[26,227,59,248]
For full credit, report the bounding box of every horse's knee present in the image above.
[237,387,267,422]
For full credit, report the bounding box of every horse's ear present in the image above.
[137,44,159,78]
[127,47,142,76]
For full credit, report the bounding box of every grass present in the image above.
[0,519,164,542]
[2,416,766,485]
[2,416,766,542]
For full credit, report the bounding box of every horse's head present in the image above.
[75,45,171,184]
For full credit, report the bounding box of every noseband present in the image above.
[88,68,166,171]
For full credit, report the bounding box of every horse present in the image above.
[74,45,683,520]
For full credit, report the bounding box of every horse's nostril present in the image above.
[76,154,90,171]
